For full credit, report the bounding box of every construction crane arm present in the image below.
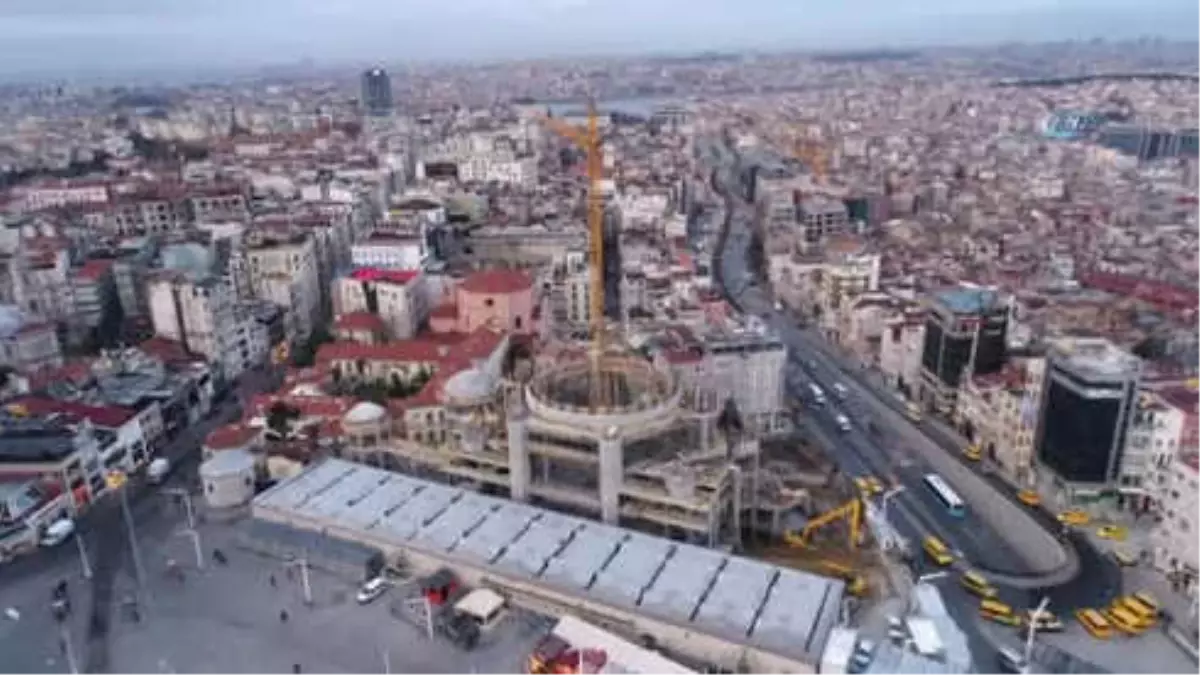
[795,498,863,547]
[540,115,589,149]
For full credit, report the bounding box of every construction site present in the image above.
[323,106,902,633]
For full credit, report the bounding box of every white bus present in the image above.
[923,474,966,517]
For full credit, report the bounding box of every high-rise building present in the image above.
[1034,337,1142,487]
[918,287,1009,415]
[360,67,393,117]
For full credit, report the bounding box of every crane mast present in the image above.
[542,102,610,409]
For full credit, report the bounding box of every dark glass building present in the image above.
[1034,338,1141,485]
[360,67,393,118]
[919,287,1009,414]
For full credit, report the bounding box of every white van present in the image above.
[41,518,75,547]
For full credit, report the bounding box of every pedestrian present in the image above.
[292,664,301,674]
[279,609,289,623]
[269,574,277,588]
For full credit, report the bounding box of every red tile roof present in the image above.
[204,423,261,451]
[349,267,420,285]
[459,269,533,294]
[9,395,136,428]
[1155,386,1199,415]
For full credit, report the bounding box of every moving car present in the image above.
[1057,510,1090,526]
[905,402,923,423]
[832,383,849,400]
[1017,490,1041,507]
[922,536,955,566]
[1111,548,1138,567]
[980,600,1021,627]
[963,444,982,462]
[835,414,852,432]
[960,570,999,599]
[355,577,390,605]
[1096,525,1128,541]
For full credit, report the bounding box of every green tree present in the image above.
[266,402,301,438]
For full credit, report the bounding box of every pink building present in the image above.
[431,270,538,336]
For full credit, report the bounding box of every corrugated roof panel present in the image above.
[377,483,459,541]
[495,512,578,577]
[420,492,497,552]
[751,568,840,659]
[694,557,776,637]
[454,503,535,565]
[542,523,625,591]
[590,534,671,608]
[639,547,723,620]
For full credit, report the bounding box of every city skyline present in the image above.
[0,0,1196,79]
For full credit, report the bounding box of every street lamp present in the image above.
[284,556,313,606]
[881,485,905,518]
[162,488,196,530]
[177,529,204,570]
[73,532,92,580]
[1023,596,1050,673]
[106,471,147,593]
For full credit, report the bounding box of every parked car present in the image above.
[41,518,75,547]
[355,577,390,605]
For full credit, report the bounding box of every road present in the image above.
[702,139,1132,669]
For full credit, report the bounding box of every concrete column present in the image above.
[598,431,623,525]
[506,413,530,502]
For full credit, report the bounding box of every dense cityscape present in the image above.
[0,33,1196,675]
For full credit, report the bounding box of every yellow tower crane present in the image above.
[541,103,610,410]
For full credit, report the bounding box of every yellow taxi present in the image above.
[980,599,1021,627]
[960,570,999,599]
[1097,525,1128,541]
[1057,510,1090,526]
[1017,490,1041,507]
[923,536,955,566]
[963,444,982,462]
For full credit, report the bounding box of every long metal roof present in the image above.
[253,459,844,664]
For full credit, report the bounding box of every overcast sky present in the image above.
[0,0,1195,78]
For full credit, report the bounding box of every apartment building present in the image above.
[1149,452,1198,596]
[335,268,429,341]
[147,273,268,382]
[0,306,63,374]
[243,233,321,345]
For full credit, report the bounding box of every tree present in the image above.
[290,327,333,368]
[266,402,301,438]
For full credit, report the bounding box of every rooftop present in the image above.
[933,287,1006,315]
[349,267,420,285]
[254,459,844,665]
[1051,336,1143,379]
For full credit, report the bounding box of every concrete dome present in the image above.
[443,367,497,404]
[344,401,388,425]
